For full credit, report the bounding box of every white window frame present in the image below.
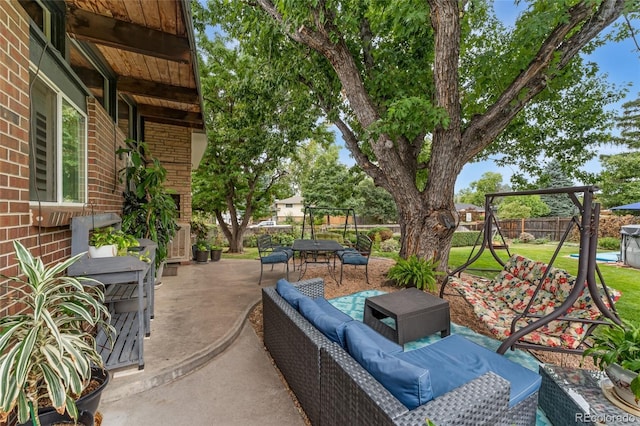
[29,70,88,206]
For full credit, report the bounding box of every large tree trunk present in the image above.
[215,211,246,253]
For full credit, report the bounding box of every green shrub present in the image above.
[367,227,393,241]
[599,237,620,251]
[243,235,258,248]
[380,239,399,252]
[387,256,439,291]
[451,231,481,247]
[316,232,344,243]
[533,238,549,245]
[277,233,295,247]
[519,232,535,243]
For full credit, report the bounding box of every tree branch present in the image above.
[462,0,626,162]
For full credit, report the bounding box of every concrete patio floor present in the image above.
[98,259,305,425]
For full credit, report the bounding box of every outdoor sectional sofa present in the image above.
[262,278,542,426]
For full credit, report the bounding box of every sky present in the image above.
[334,2,640,193]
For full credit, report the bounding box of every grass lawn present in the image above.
[224,242,639,323]
[448,243,640,325]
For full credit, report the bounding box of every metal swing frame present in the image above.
[440,185,621,354]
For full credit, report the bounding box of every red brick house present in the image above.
[0,0,206,315]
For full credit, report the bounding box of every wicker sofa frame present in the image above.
[262,278,539,425]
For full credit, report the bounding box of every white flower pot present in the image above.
[88,244,117,258]
[606,363,640,409]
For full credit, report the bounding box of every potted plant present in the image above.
[387,255,440,291]
[190,216,209,261]
[117,139,178,274]
[0,241,114,426]
[209,230,224,262]
[583,319,640,409]
[89,226,139,258]
[194,241,210,264]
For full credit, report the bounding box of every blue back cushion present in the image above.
[276,279,308,310]
[344,322,433,409]
[313,298,354,323]
[298,297,352,345]
[343,321,403,355]
[395,335,541,407]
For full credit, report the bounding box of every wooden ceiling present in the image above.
[65,0,204,129]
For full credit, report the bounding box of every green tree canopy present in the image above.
[201,0,635,266]
[457,172,510,207]
[299,143,359,210]
[354,178,398,224]
[498,195,551,219]
[537,165,577,217]
[192,35,332,251]
[598,94,640,210]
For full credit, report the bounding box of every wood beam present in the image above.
[142,116,204,130]
[117,76,200,105]
[138,104,203,125]
[66,7,191,63]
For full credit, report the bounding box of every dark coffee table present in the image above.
[363,288,450,345]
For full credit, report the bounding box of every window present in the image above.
[19,0,65,52]
[285,203,293,208]
[29,74,87,204]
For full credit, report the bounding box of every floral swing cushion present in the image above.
[448,255,621,349]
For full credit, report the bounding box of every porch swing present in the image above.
[439,185,622,355]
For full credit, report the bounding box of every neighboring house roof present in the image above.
[275,195,304,204]
[455,203,483,211]
[65,0,205,130]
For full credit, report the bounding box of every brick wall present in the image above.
[144,121,193,221]
[0,0,32,315]
[87,98,128,212]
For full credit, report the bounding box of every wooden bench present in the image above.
[67,213,156,371]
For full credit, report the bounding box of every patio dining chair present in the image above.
[336,234,372,284]
[257,234,292,285]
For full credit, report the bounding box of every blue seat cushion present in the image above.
[344,323,433,409]
[274,247,293,259]
[341,253,368,265]
[342,321,402,355]
[276,279,309,310]
[261,251,289,264]
[313,298,354,324]
[336,248,356,260]
[298,297,352,345]
[394,335,541,407]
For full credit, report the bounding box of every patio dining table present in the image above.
[292,239,345,282]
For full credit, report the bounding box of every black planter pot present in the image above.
[195,250,209,263]
[210,249,222,262]
[18,367,109,426]
[30,410,94,426]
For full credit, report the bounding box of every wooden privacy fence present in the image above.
[468,217,574,241]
